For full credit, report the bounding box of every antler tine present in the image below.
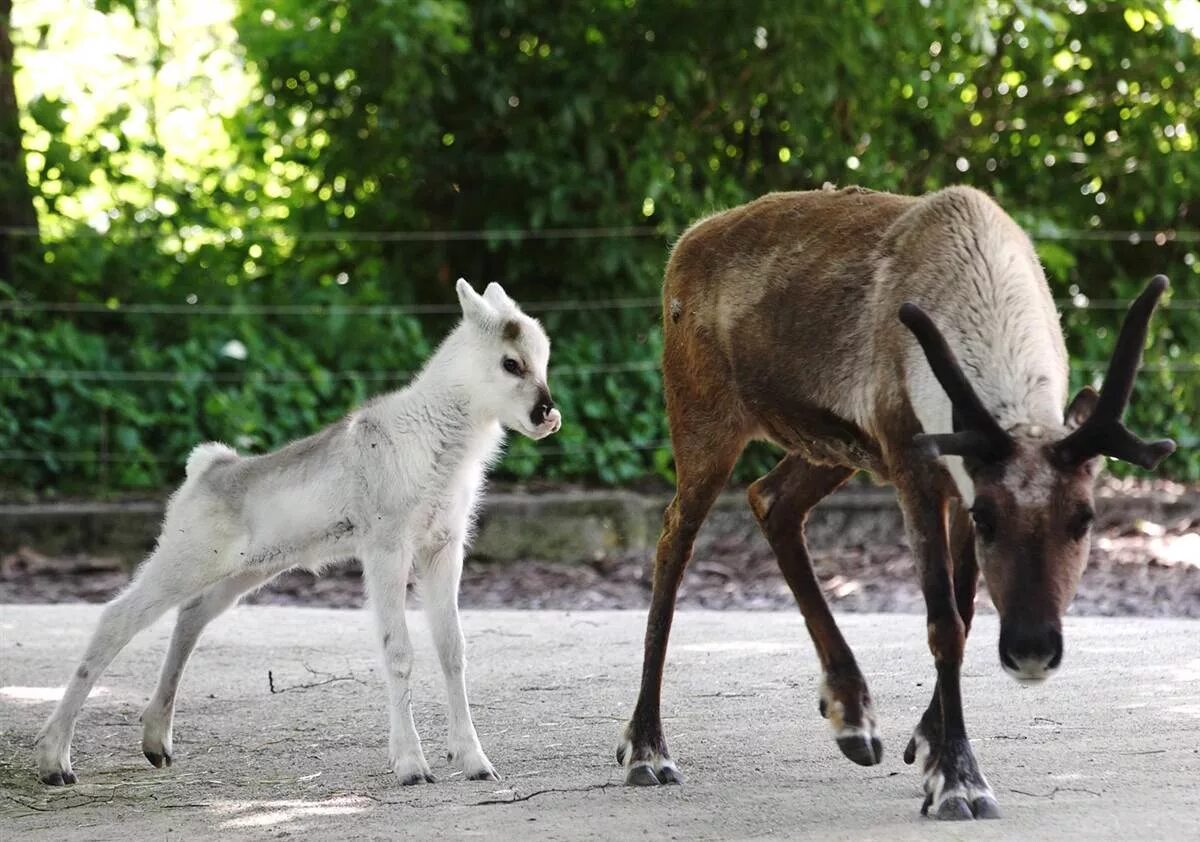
[1052,276,1176,469]
[898,303,1011,461]
[1090,275,1169,423]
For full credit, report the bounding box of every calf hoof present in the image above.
[466,767,500,782]
[40,770,78,786]
[35,736,76,787]
[392,752,436,787]
[836,732,884,766]
[143,748,173,769]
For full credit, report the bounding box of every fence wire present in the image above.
[3,297,1199,316]
[1,223,1197,244]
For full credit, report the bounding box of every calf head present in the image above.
[899,276,1175,682]
[456,278,562,440]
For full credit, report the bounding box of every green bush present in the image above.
[2,0,1196,496]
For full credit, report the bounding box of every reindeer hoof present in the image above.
[399,772,436,786]
[971,796,1002,819]
[467,768,500,782]
[934,796,975,821]
[836,733,883,766]
[625,763,662,786]
[657,764,684,785]
[144,749,172,769]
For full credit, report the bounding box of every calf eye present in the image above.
[1068,506,1095,541]
[970,501,997,543]
[502,357,523,376]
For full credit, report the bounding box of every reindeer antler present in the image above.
[1051,276,1177,470]
[898,302,1013,463]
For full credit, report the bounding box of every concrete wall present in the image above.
[1,486,1193,568]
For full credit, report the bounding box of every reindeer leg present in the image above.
[618,437,742,786]
[896,475,999,820]
[748,455,882,766]
[903,503,988,785]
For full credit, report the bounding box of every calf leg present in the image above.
[361,548,433,785]
[141,569,274,769]
[895,476,999,820]
[418,537,498,781]
[748,455,882,766]
[36,547,220,785]
[617,437,743,786]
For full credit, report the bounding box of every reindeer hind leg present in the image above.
[618,422,745,786]
[748,454,883,766]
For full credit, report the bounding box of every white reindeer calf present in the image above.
[35,279,562,787]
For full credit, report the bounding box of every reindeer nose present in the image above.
[999,621,1063,682]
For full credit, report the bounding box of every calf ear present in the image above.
[483,282,515,312]
[456,278,496,326]
[1064,386,1099,430]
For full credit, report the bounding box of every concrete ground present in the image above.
[1,606,1197,841]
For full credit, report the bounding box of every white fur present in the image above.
[898,189,1068,503]
[34,280,561,787]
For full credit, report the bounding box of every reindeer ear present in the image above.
[1064,386,1099,430]
[456,278,496,326]
[482,282,515,312]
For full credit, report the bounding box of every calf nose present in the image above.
[999,622,1063,682]
[530,397,555,426]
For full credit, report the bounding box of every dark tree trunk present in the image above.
[0,0,39,285]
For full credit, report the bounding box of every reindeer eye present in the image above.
[502,357,523,376]
[970,501,997,543]
[1068,506,1095,541]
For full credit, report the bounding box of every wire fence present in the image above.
[0,439,672,464]
[3,223,1195,468]
[0,224,666,242]
[0,296,663,316]
[2,297,1199,316]
[1,222,1198,244]
[2,359,1198,387]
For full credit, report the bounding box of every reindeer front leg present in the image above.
[896,475,1000,821]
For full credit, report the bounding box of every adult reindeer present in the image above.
[616,185,1175,819]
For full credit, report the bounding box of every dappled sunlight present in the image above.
[1096,530,1200,567]
[1166,704,1200,718]
[0,686,107,704]
[11,0,255,237]
[209,796,370,830]
[1169,659,1200,683]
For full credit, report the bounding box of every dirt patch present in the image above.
[3,520,1196,617]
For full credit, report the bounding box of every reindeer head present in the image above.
[899,276,1175,682]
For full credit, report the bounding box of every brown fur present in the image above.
[621,185,1172,811]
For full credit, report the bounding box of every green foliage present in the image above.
[2,0,1198,497]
